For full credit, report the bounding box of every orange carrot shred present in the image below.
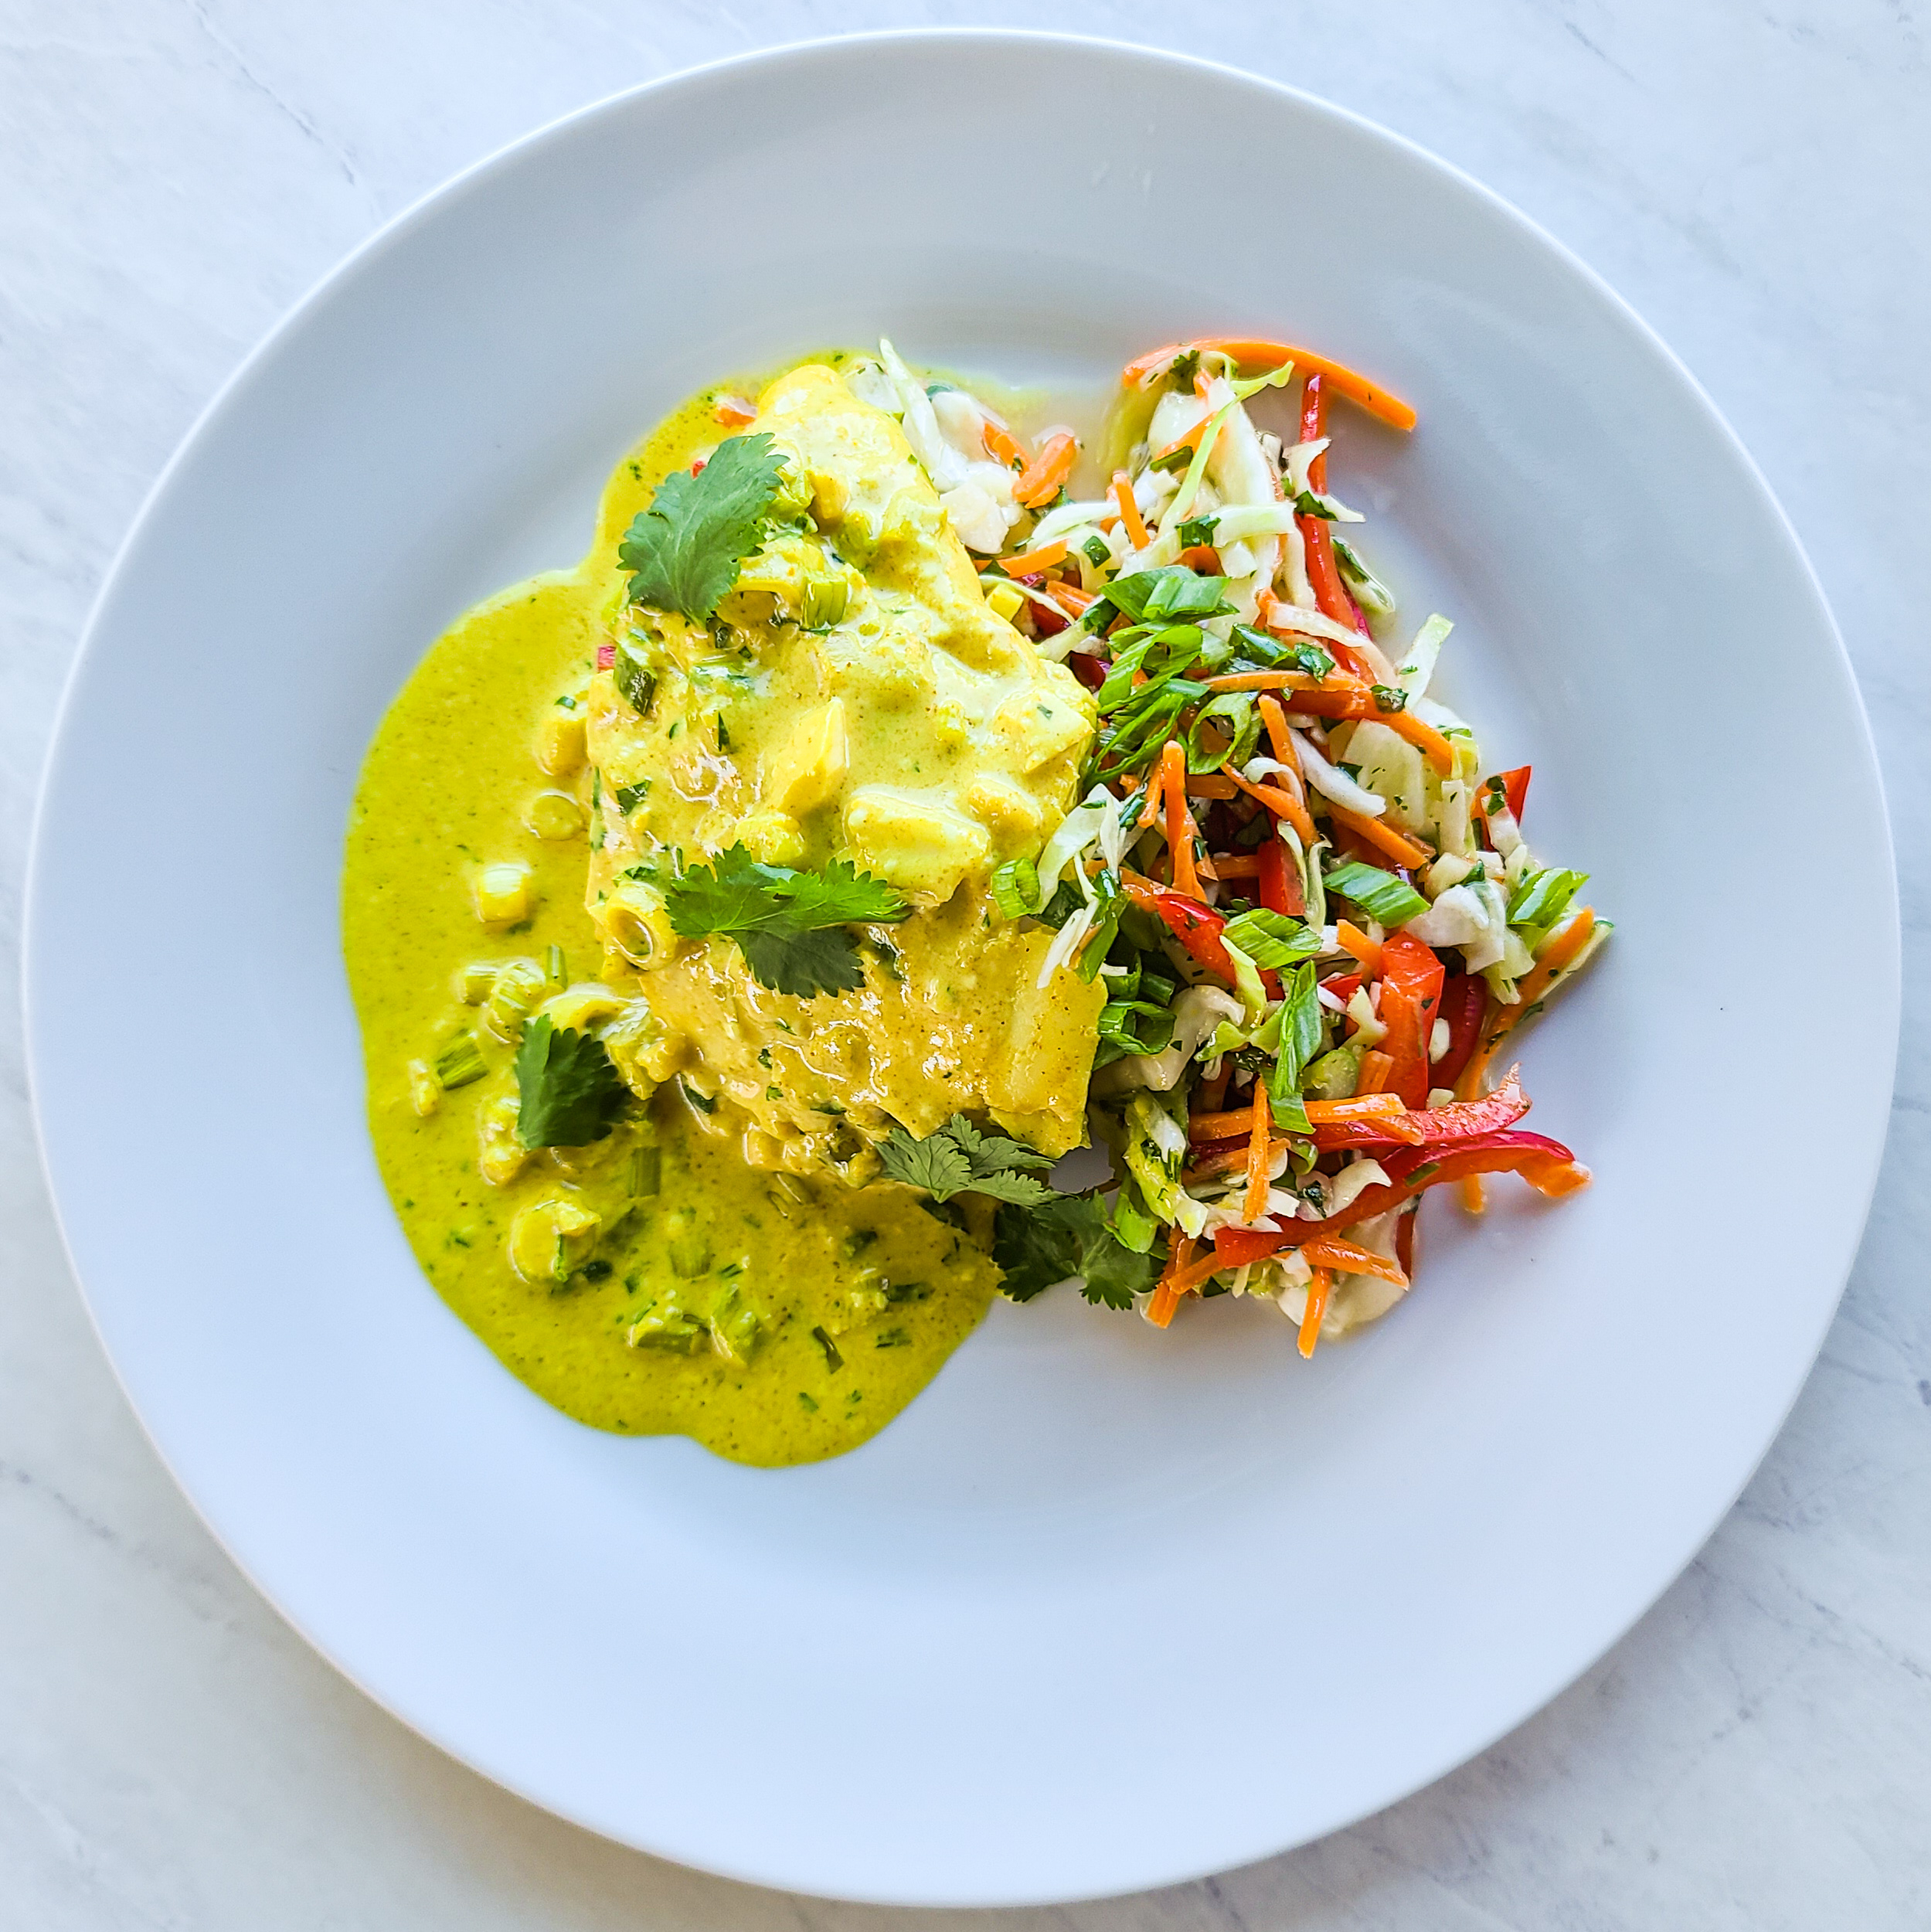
[982,417,1029,469]
[1356,1049,1396,1095]
[1013,431,1077,508]
[1299,1267,1333,1358]
[1111,472,1150,549]
[1300,1236,1409,1286]
[1121,338,1418,434]
[996,538,1069,577]
[1162,740,1199,899]
[1147,1231,1196,1329]
[1324,800,1432,869]
[1244,1082,1272,1224]
[1334,920,1382,975]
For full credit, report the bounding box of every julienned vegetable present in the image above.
[870,332,1609,1354]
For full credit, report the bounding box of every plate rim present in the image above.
[23,26,1902,1906]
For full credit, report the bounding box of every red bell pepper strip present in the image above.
[1478,765,1532,846]
[1432,973,1487,1092]
[1375,930,1445,1108]
[1395,1201,1419,1279]
[1321,970,1362,1008]
[1211,1129,1586,1267]
[1310,1067,1530,1151]
[1256,835,1304,917]
[1296,374,1375,665]
[1125,879,1235,980]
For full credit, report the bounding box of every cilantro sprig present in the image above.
[991,1193,1163,1308]
[661,845,909,998]
[514,1017,629,1148]
[618,433,787,621]
[877,1114,1056,1207]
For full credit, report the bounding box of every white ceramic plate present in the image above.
[27,31,1897,1907]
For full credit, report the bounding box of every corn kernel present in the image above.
[474,862,532,925]
[406,1060,440,1117]
[525,791,586,840]
[535,708,586,777]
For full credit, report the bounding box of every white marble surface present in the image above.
[2,1,1926,1923]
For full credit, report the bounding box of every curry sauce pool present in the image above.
[343,363,1034,1466]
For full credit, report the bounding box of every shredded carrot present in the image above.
[1302,1091,1405,1124]
[1204,669,1365,697]
[1306,1090,1421,1143]
[1048,581,1099,615]
[1220,761,1317,846]
[1300,1236,1408,1286]
[1355,1049,1396,1095]
[1323,800,1433,869]
[1013,431,1077,508]
[1526,1160,1593,1199]
[1256,693,1297,767]
[1197,1061,1230,1114]
[1298,1267,1334,1358]
[1175,545,1221,573]
[1146,1232,1196,1329]
[1244,1082,1273,1223]
[1164,1245,1236,1299]
[711,395,757,426]
[996,539,1069,577]
[1459,1177,1487,1216]
[1211,852,1262,878]
[1120,338,1418,434]
[1154,414,1221,468]
[1376,705,1457,777]
[982,417,1029,470]
[1187,1105,1266,1140]
[1137,750,1168,829]
[1334,920,1382,975]
[1111,471,1150,549]
[1161,740,1199,898]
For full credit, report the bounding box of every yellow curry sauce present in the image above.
[344,359,1097,1465]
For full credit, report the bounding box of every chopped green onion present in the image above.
[1220,908,1321,969]
[1332,537,1398,619]
[990,857,1039,919]
[544,944,566,986]
[432,1032,488,1090]
[801,578,849,629]
[1324,862,1429,928]
[613,638,656,716]
[1177,515,1219,548]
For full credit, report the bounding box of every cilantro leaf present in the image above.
[737,924,867,998]
[662,845,910,999]
[939,1114,1056,1176]
[991,1193,1163,1308]
[877,1124,974,1200]
[617,434,787,620]
[514,1017,629,1148]
[878,1115,1056,1207]
[771,856,909,929]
